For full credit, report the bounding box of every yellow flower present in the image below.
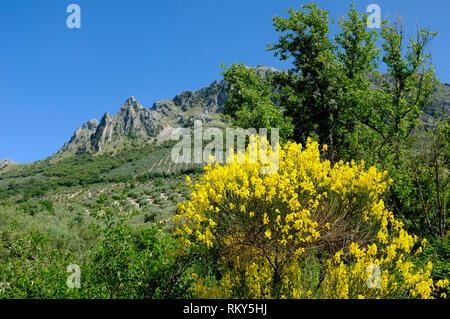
[436,279,449,289]
[263,213,269,225]
[173,136,441,299]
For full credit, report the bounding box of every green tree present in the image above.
[356,19,439,237]
[267,3,442,240]
[221,63,293,142]
[267,4,380,161]
[403,119,449,238]
[358,19,437,167]
[268,3,339,153]
[334,4,380,161]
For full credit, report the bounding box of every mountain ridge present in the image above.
[56,78,231,157]
[10,65,450,163]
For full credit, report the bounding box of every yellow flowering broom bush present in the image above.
[174,136,448,299]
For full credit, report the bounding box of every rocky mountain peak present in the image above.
[121,96,144,111]
[126,96,136,103]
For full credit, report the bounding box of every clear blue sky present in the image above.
[1,0,449,163]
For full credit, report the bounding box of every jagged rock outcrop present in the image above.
[0,159,16,170]
[89,112,113,152]
[89,97,163,152]
[59,119,99,153]
[172,79,228,123]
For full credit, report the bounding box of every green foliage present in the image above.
[0,204,96,298]
[221,63,293,142]
[392,120,449,238]
[85,199,192,298]
[356,21,437,166]
[266,3,383,161]
[420,237,450,296]
[333,5,380,161]
[268,3,339,150]
[39,200,54,213]
[0,195,195,299]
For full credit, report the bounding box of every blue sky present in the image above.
[1,0,449,163]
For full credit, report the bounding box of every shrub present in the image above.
[85,200,192,298]
[153,177,164,187]
[174,137,448,299]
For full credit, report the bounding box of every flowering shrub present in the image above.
[174,137,448,299]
